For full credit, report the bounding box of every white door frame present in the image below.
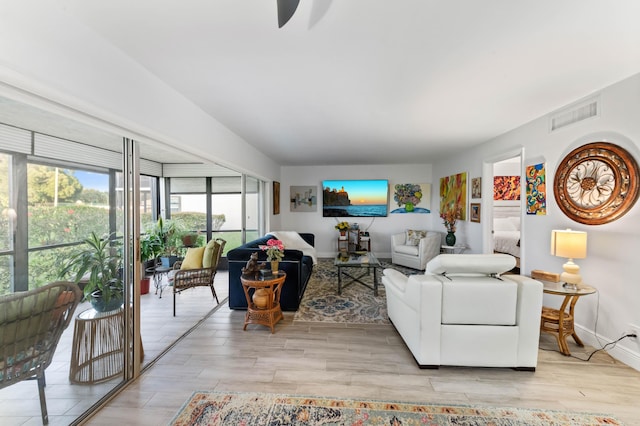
[482,147,525,272]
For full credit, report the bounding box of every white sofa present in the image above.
[382,254,543,370]
[391,230,441,270]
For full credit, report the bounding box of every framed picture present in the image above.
[290,185,317,212]
[470,203,481,223]
[390,183,431,213]
[273,181,280,215]
[439,172,467,220]
[471,177,482,199]
[493,176,521,200]
[526,163,547,215]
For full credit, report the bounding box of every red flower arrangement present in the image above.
[259,239,285,261]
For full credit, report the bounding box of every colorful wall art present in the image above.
[526,163,547,215]
[493,176,521,200]
[390,183,431,213]
[439,172,467,220]
[290,186,318,212]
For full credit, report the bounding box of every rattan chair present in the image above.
[0,282,82,424]
[171,238,226,316]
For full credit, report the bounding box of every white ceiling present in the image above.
[11,1,640,166]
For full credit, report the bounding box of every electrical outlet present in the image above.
[627,323,640,339]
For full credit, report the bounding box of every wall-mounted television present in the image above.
[322,179,389,217]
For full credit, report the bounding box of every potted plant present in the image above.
[180,232,200,248]
[149,217,181,267]
[140,232,162,294]
[335,221,349,236]
[140,231,162,268]
[60,231,124,312]
[259,239,285,273]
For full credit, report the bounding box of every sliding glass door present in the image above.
[0,122,133,425]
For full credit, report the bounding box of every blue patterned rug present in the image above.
[293,258,418,324]
[169,391,622,426]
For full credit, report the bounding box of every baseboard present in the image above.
[575,323,640,372]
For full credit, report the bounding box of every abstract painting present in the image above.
[439,172,467,220]
[290,186,318,212]
[526,163,547,215]
[493,176,520,200]
[390,183,431,213]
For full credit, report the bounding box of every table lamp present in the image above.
[550,229,587,289]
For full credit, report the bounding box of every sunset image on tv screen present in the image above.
[322,179,389,217]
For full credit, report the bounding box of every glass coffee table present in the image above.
[334,251,382,296]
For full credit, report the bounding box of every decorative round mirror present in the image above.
[553,142,639,225]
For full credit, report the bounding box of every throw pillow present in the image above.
[181,247,205,270]
[405,229,427,246]
[202,238,218,268]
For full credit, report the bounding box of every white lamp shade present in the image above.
[550,229,587,259]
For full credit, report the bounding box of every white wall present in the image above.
[276,164,436,257]
[433,72,640,371]
[493,158,520,176]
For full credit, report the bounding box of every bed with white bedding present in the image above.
[493,215,520,262]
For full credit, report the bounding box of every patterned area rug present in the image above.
[169,391,622,426]
[293,258,418,324]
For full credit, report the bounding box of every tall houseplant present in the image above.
[60,231,124,312]
[140,232,162,294]
[151,217,183,267]
[140,232,163,266]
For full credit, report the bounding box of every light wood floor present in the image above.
[3,270,640,425]
[85,288,640,425]
[0,274,229,426]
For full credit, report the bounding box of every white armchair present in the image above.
[391,230,441,270]
[382,254,543,370]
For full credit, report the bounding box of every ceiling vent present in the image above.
[550,97,599,132]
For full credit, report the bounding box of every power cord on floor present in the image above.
[541,289,639,361]
[569,333,637,362]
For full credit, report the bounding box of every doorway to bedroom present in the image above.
[485,152,523,274]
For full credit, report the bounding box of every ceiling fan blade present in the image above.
[277,0,300,28]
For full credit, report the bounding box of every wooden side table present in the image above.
[540,280,596,356]
[240,272,286,333]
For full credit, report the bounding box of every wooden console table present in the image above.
[240,272,286,333]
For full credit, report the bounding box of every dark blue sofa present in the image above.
[227,233,315,311]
